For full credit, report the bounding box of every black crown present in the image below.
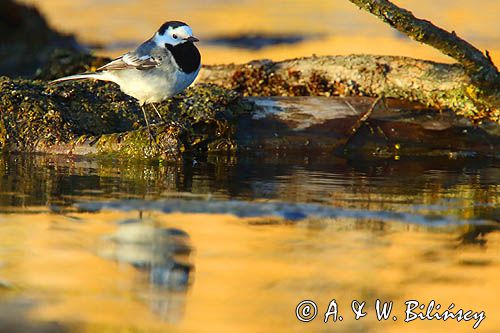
[158,21,188,35]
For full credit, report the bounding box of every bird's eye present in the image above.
[172,34,178,39]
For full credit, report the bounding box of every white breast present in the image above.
[103,62,200,105]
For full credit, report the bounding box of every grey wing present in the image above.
[97,51,161,71]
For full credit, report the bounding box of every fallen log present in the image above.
[1,75,497,158]
[237,96,499,157]
[37,51,500,126]
[198,55,499,123]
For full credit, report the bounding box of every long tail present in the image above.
[49,72,106,85]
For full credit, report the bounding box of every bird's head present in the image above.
[154,21,199,47]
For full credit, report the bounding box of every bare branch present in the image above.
[347,0,500,88]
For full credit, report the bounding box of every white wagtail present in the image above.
[51,21,201,137]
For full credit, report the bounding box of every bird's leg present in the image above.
[141,104,156,143]
[151,103,163,123]
[152,102,182,130]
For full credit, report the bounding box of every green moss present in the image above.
[0,76,245,159]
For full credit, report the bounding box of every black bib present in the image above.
[166,42,201,74]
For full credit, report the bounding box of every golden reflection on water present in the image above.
[0,210,498,332]
[20,0,500,65]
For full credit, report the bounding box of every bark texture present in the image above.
[198,55,499,123]
[236,96,499,157]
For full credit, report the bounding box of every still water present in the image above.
[0,153,498,332]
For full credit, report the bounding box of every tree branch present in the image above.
[347,0,500,88]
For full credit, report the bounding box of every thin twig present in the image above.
[344,100,357,114]
[358,96,382,123]
[340,96,383,149]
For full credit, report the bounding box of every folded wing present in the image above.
[97,53,160,71]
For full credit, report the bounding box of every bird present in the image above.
[51,21,201,139]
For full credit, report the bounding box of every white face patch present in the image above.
[154,25,194,47]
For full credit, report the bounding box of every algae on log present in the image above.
[198,55,500,123]
[0,77,244,159]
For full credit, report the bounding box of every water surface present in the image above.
[0,153,498,332]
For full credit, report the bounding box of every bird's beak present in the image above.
[185,36,199,43]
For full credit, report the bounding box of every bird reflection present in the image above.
[100,220,193,322]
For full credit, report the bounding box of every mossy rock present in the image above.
[0,76,246,159]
